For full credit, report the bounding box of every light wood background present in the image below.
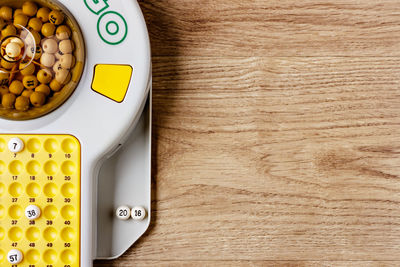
[96,0,400,266]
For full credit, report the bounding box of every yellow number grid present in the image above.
[0,135,80,266]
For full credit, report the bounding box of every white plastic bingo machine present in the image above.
[0,0,152,266]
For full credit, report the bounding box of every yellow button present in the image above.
[91,64,133,103]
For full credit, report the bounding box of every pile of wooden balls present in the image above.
[0,1,76,112]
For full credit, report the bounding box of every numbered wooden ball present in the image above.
[7,249,23,264]
[28,17,43,32]
[42,38,58,54]
[5,42,22,58]
[0,6,13,21]
[30,91,46,107]
[116,206,131,220]
[22,1,38,17]
[40,53,56,68]
[36,7,50,23]
[41,22,56,37]
[131,206,147,221]
[1,93,16,109]
[49,78,62,92]
[37,69,53,84]
[56,25,71,40]
[9,80,24,95]
[35,84,51,96]
[49,10,64,25]
[15,96,30,111]
[59,39,74,54]
[14,14,28,28]
[25,205,41,220]
[19,62,35,76]
[23,75,39,90]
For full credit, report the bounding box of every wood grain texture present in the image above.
[141,0,400,57]
[95,1,400,266]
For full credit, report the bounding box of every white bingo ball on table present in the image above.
[116,206,131,220]
[131,206,146,221]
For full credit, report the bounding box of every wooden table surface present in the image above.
[96,1,400,266]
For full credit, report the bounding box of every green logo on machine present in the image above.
[84,0,128,45]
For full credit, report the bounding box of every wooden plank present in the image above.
[139,0,400,57]
[96,56,400,264]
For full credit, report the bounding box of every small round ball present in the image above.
[41,22,56,37]
[49,78,62,92]
[35,84,50,96]
[42,38,58,54]
[36,7,51,23]
[53,60,62,73]
[14,9,23,18]
[55,69,69,84]
[0,6,13,21]
[6,43,22,58]
[15,96,30,111]
[1,24,16,38]
[21,89,33,98]
[1,59,15,70]
[14,14,28,28]
[40,53,55,68]
[56,25,71,40]
[37,69,52,84]
[49,10,64,25]
[22,1,38,17]
[27,45,42,60]
[9,80,24,95]
[19,61,35,76]
[59,40,74,54]
[23,75,38,90]
[37,7,50,22]
[28,17,42,32]
[60,54,75,69]
[2,93,16,108]
[30,91,45,107]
